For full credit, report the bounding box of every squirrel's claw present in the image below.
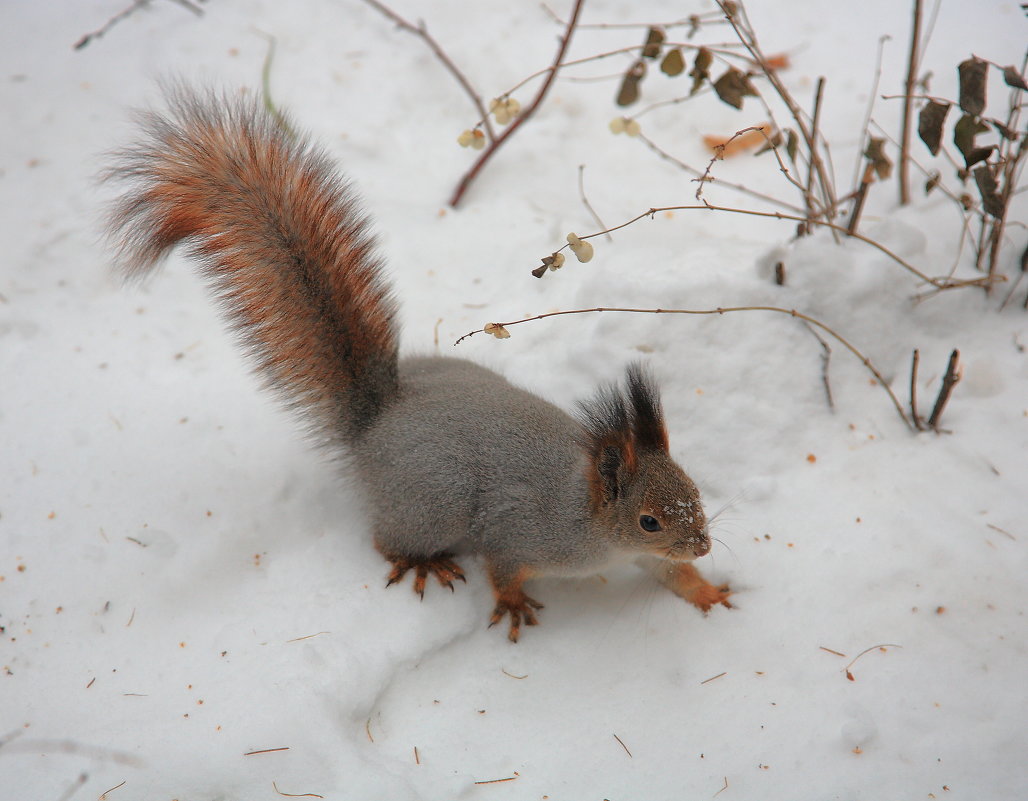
[383,553,466,598]
[489,592,544,642]
[688,582,733,613]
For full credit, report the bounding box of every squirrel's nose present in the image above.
[691,536,711,558]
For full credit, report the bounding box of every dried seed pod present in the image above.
[567,233,594,263]
[484,322,511,339]
[458,129,487,149]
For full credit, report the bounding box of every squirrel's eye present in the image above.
[639,515,662,532]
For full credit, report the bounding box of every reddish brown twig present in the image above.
[455,303,914,429]
[540,203,989,289]
[244,747,290,756]
[638,132,805,213]
[898,0,923,206]
[74,0,203,50]
[843,643,902,681]
[613,733,633,757]
[473,774,519,785]
[449,0,585,207]
[360,0,495,142]
[909,349,925,430]
[927,349,961,431]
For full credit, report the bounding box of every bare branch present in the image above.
[449,0,586,207]
[456,303,913,429]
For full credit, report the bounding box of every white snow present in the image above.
[2,1,1026,799]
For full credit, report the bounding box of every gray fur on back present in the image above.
[351,356,606,579]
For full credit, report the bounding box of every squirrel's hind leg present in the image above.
[378,548,467,598]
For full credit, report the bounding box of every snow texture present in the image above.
[2,1,1026,799]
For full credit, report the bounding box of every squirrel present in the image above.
[105,86,731,641]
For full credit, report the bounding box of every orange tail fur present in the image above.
[105,86,399,441]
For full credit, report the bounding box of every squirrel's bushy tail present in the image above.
[105,85,399,442]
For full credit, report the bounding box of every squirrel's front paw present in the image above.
[383,552,467,598]
[686,582,733,613]
[650,560,733,614]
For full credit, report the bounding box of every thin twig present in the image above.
[715,1,837,218]
[473,775,519,785]
[613,733,633,757]
[543,203,989,289]
[713,777,729,798]
[578,165,612,241]
[898,0,923,206]
[909,349,924,430]
[844,643,903,680]
[245,747,290,756]
[637,132,805,214]
[851,35,892,193]
[449,0,585,206]
[927,349,961,431]
[805,77,827,231]
[803,322,835,410]
[99,780,127,800]
[360,0,495,141]
[74,0,202,49]
[456,303,913,428]
[846,161,876,236]
[272,782,324,799]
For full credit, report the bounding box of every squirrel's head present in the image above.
[578,364,710,561]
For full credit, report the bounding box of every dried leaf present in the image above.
[973,164,1004,218]
[689,47,713,95]
[712,67,757,110]
[785,129,799,165]
[660,47,685,77]
[964,145,996,169]
[924,170,942,195]
[864,137,892,180]
[957,57,987,117]
[1001,65,1028,91]
[917,100,950,156]
[642,27,665,60]
[616,60,646,107]
[953,113,990,164]
[990,119,1018,141]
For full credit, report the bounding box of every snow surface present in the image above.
[2,1,1026,799]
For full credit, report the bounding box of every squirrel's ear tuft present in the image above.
[625,363,669,453]
[577,382,637,505]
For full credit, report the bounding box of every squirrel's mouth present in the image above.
[661,532,711,561]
